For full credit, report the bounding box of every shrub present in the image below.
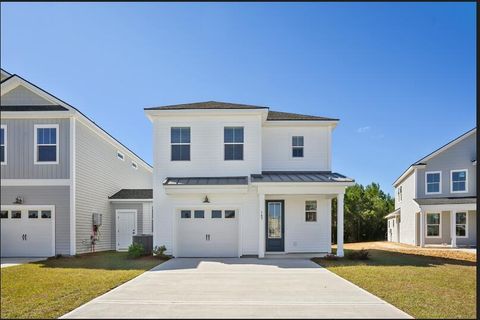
[127,242,145,258]
[153,245,168,258]
[346,249,369,260]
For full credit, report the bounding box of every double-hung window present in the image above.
[0,125,6,164]
[425,171,441,194]
[171,127,190,161]
[426,213,441,237]
[451,170,467,193]
[292,136,304,158]
[455,212,467,237]
[305,200,317,222]
[34,125,58,164]
[224,127,244,160]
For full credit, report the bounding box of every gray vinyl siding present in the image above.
[75,120,152,254]
[416,133,476,198]
[0,119,70,179]
[0,185,70,255]
[1,85,54,105]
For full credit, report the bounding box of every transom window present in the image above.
[171,127,190,161]
[425,171,441,194]
[0,210,7,219]
[225,210,236,219]
[35,125,58,163]
[211,210,222,218]
[11,210,21,219]
[28,210,39,219]
[292,136,304,158]
[426,213,440,237]
[194,210,205,219]
[180,210,191,219]
[455,212,467,237]
[305,200,317,222]
[41,210,52,219]
[1,125,6,164]
[451,170,467,193]
[224,127,244,160]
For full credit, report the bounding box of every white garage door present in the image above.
[1,205,55,257]
[177,208,238,257]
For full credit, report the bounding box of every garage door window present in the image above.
[211,210,222,218]
[225,210,235,219]
[41,210,52,219]
[194,210,205,218]
[29,210,39,219]
[181,210,191,219]
[0,210,7,219]
[11,210,21,219]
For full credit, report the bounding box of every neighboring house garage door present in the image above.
[0,205,55,257]
[176,208,239,257]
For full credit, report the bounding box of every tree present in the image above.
[332,182,394,243]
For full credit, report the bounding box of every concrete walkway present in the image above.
[0,257,46,268]
[62,258,411,319]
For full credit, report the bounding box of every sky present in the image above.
[1,2,476,195]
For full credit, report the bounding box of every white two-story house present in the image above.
[145,101,354,258]
[387,128,476,247]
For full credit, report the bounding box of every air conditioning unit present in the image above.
[92,213,103,226]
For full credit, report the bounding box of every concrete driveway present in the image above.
[1,257,46,268]
[62,258,411,319]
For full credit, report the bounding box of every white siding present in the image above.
[75,120,152,254]
[142,202,153,234]
[262,125,331,171]
[396,172,419,245]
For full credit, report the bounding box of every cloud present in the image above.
[357,126,371,133]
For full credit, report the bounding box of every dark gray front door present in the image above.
[265,200,284,252]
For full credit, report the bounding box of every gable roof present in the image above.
[144,100,338,121]
[1,72,152,171]
[393,128,476,187]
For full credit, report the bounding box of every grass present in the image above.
[1,251,166,319]
[313,244,476,319]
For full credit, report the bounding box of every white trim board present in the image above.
[1,124,7,165]
[1,179,71,186]
[33,124,59,165]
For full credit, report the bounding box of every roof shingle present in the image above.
[109,189,153,199]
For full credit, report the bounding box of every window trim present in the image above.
[224,126,244,161]
[1,124,6,165]
[425,171,442,195]
[425,212,441,238]
[171,127,191,161]
[450,169,468,194]
[291,135,304,159]
[34,124,59,165]
[305,200,317,222]
[454,211,468,238]
[131,161,138,170]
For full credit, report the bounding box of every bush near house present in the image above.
[127,242,146,258]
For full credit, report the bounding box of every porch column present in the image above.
[336,193,344,257]
[419,211,425,247]
[258,193,265,258]
[450,211,456,248]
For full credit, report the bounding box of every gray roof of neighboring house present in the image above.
[1,105,69,112]
[144,101,338,121]
[164,176,249,186]
[251,171,354,183]
[414,196,477,205]
[109,189,153,199]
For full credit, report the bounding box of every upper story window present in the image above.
[0,125,6,165]
[451,170,467,193]
[425,171,441,194]
[117,151,125,161]
[224,127,243,161]
[171,127,190,161]
[292,136,304,158]
[34,124,58,164]
[397,186,403,202]
[131,161,138,170]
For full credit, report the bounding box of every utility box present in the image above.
[133,234,153,255]
[92,213,103,226]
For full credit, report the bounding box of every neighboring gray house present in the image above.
[0,69,152,257]
[388,128,476,247]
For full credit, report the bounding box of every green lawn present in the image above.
[313,248,476,319]
[1,251,165,319]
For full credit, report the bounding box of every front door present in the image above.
[116,210,137,251]
[265,200,284,252]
